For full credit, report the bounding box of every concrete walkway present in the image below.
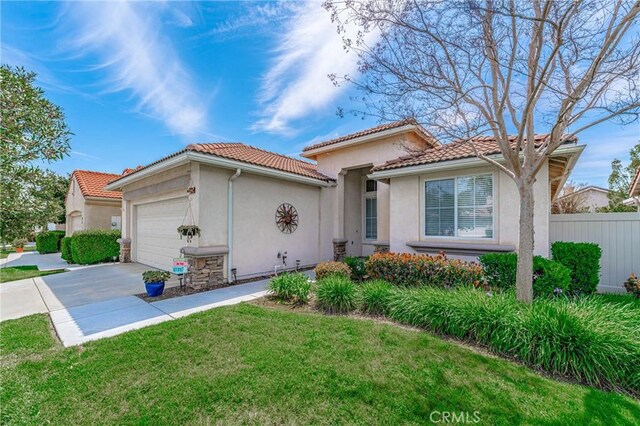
[0,278,49,321]
[2,251,70,270]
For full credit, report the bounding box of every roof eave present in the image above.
[368,144,586,180]
[301,125,438,159]
[105,151,335,190]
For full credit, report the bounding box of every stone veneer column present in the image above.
[332,238,348,261]
[372,241,390,254]
[117,238,131,263]
[180,245,229,290]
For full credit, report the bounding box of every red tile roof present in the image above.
[302,118,439,152]
[72,170,123,199]
[108,143,334,186]
[372,134,577,172]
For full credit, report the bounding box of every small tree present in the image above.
[552,181,589,214]
[0,65,71,243]
[599,142,640,211]
[325,0,640,302]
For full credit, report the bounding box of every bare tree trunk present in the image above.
[516,181,535,303]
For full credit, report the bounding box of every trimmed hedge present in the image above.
[551,242,602,295]
[60,237,74,263]
[70,230,120,265]
[386,287,640,393]
[35,230,65,254]
[479,253,571,297]
[365,252,484,288]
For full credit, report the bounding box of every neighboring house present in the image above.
[105,120,583,282]
[554,185,611,213]
[625,166,640,211]
[65,170,123,235]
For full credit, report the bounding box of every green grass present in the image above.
[1,306,639,425]
[0,245,36,259]
[0,314,59,356]
[0,265,66,283]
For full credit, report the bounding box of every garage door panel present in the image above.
[135,197,188,270]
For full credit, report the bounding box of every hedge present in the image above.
[479,252,571,297]
[551,242,602,295]
[35,231,65,254]
[365,252,484,288]
[70,230,120,265]
[60,237,74,263]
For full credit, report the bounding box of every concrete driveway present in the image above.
[38,263,181,310]
[2,251,69,270]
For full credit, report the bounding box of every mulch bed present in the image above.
[135,266,315,302]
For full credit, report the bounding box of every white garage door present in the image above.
[135,197,188,270]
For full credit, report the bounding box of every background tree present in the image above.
[325,0,640,302]
[0,65,71,243]
[551,181,589,214]
[599,142,640,211]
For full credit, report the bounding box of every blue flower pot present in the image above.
[145,281,165,297]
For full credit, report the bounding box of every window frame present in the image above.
[363,178,378,241]
[422,172,495,240]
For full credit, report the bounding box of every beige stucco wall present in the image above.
[582,189,609,212]
[65,176,121,235]
[389,161,550,258]
[84,201,122,230]
[198,164,325,277]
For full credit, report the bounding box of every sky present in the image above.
[1,1,638,187]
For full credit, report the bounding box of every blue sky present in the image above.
[2,1,638,187]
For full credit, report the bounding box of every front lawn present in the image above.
[0,265,66,283]
[1,305,638,425]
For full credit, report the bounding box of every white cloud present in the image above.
[62,1,206,136]
[252,1,379,135]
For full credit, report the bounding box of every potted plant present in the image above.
[142,270,171,297]
[177,225,201,243]
[12,238,28,253]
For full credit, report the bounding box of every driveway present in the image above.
[38,263,181,310]
[2,251,69,270]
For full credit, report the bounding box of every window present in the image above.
[364,179,377,240]
[424,174,493,238]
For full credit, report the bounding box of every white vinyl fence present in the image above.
[550,213,640,293]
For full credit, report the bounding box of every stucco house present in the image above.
[626,166,640,211]
[554,185,611,213]
[66,170,124,235]
[105,120,584,286]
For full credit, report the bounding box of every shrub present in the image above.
[70,230,120,265]
[35,230,65,254]
[386,286,640,393]
[360,280,395,315]
[142,270,171,283]
[624,273,640,298]
[12,238,27,248]
[344,256,368,281]
[60,237,74,263]
[314,261,351,281]
[365,252,484,288]
[551,242,602,295]
[316,275,358,314]
[268,273,311,304]
[480,253,571,297]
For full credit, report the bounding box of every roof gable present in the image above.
[72,170,123,199]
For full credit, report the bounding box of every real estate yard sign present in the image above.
[172,258,189,275]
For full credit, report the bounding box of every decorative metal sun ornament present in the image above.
[275,203,298,234]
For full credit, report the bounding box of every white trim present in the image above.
[362,177,377,241]
[106,152,334,190]
[300,124,438,158]
[368,144,586,180]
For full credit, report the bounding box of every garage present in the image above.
[135,197,189,270]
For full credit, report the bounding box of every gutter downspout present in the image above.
[227,168,242,280]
